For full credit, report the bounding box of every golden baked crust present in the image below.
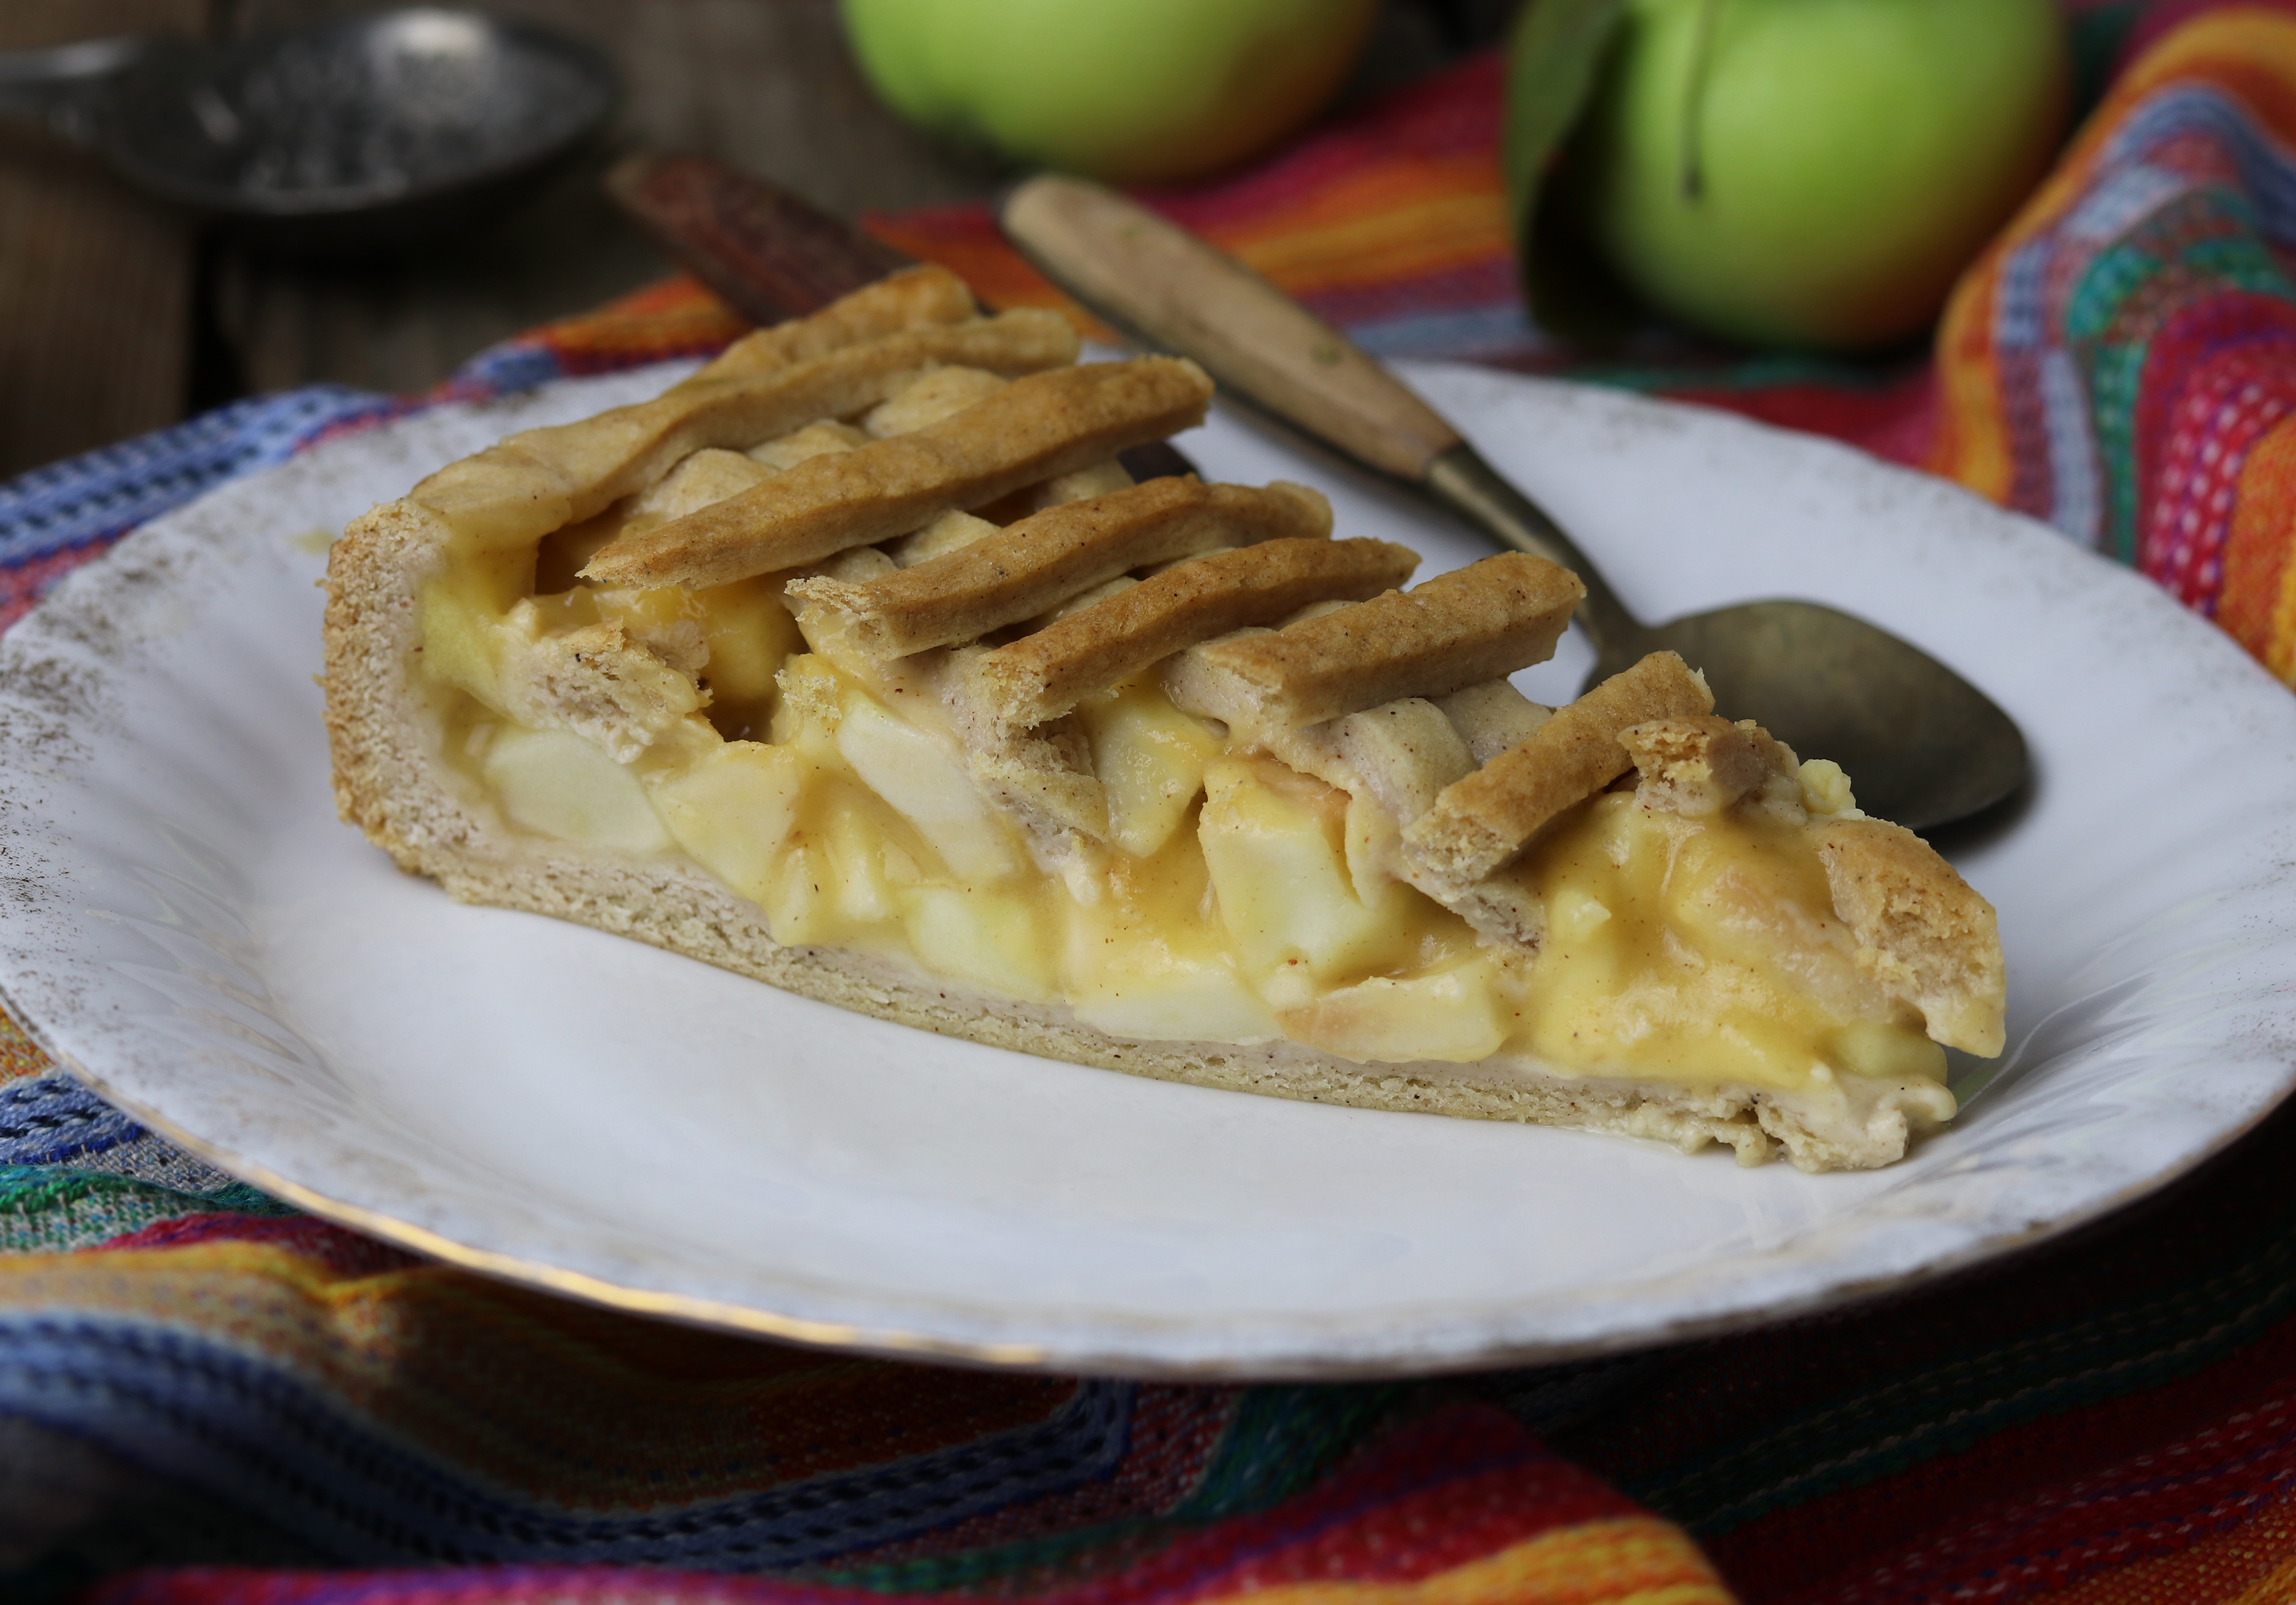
[1402,650,1713,892]
[415,315,1077,554]
[1818,818,2008,1056]
[786,477,1330,662]
[1187,552,1584,731]
[974,535,1422,729]
[1617,715,1790,816]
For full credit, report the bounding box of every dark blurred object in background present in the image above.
[1422,0,1521,45]
[1,10,619,257]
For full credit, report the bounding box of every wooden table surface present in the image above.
[0,0,1501,481]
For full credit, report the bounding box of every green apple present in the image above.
[1564,0,2067,350]
[841,0,1378,185]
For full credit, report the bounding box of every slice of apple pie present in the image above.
[324,264,2003,1172]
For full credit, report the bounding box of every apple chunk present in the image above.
[901,885,1055,1001]
[1082,684,1221,859]
[836,693,1020,882]
[1073,961,1282,1046]
[1279,964,1509,1064]
[1198,758,1429,986]
[481,726,673,854]
[644,741,807,902]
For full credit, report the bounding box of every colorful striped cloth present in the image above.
[1935,0,2296,671]
[8,3,2296,1601]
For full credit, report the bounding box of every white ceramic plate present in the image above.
[5,364,2294,1379]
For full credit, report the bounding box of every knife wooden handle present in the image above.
[1000,174,1463,482]
[605,151,912,326]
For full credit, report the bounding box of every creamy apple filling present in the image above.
[411,460,1984,1093]
[427,608,1960,1085]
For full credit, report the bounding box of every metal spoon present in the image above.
[0,7,617,255]
[1000,174,2026,833]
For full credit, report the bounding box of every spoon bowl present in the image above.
[0,8,617,255]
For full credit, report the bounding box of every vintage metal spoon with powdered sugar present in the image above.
[0,7,615,254]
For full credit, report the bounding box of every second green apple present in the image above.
[842,0,1377,185]
[1566,0,2067,351]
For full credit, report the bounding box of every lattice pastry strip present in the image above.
[1166,553,1583,740]
[417,305,1078,552]
[1403,650,1715,894]
[972,537,1422,731]
[786,478,1332,665]
[583,358,1216,590]
[697,262,979,383]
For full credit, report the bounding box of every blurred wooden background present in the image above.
[0,0,1511,479]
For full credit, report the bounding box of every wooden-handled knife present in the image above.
[604,151,910,325]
